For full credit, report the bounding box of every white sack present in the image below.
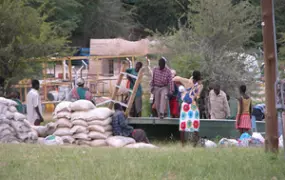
[0,97,17,106]
[87,108,114,120]
[88,125,105,133]
[279,135,283,148]
[218,138,239,147]
[53,128,73,136]
[70,125,88,134]
[5,111,14,119]
[104,131,113,138]
[46,122,58,135]
[9,106,17,113]
[44,135,64,145]
[205,140,217,148]
[125,143,158,149]
[73,133,91,141]
[56,118,72,128]
[75,140,90,146]
[252,132,265,143]
[0,124,12,132]
[54,101,71,114]
[90,139,107,147]
[87,118,112,126]
[0,105,8,114]
[72,120,88,127]
[106,136,136,148]
[54,111,71,119]
[14,112,26,121]
[69,100,96,112]
[88,131,108,139]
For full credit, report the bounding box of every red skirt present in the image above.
[170,97,179,117]
[236,114,251,130]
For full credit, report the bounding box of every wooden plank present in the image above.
[68,58,72,81]
[124,67,144,116]
[108,62,128,109]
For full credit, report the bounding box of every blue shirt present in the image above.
[126,68,142,97]
[112,110,133,137]
[254,104,265,114]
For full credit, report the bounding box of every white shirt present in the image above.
[27,89,42,124]
[209,90,230,119]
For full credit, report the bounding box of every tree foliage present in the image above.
[159,0,259,96]
[0,0,67,93]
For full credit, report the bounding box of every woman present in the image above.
[236,85,252,135]
[173,71,203,146]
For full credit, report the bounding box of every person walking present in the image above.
[126,62,143,117]
[26,79,44,126]
[209,84,230,119]
[150,58,174,119]
[236,85,252,135]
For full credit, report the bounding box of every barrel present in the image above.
[45,103,55,113]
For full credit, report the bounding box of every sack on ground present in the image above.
[46,122,58,135]
[252,132,265,143]
[44,135,64,145]
[75,140,90,146]
[90,139,107,147]
[54,101,71,114]
[125,143,157,149]
[72,120,88,127]
[61,136,75,144]
[88,131,107,139]
[0,97,17,106]
[205,140,217,148]
[104,131,113,138]
[87,108,114,120]
[5,111,14,119]
[0,124,12,133]
[53,128,73,136]
[70,100,96,112]
[73,133,91,141]
[106,136,136,148]
[56,118,72,128]
[70,125,88,134]
[218,138,239,147]
[88,118,112,126]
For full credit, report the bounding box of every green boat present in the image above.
[128,118,265,140]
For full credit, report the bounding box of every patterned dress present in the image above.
[179,83,201,132]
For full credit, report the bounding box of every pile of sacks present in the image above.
[0,97,38,144]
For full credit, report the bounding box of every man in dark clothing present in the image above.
[112,103,149,143]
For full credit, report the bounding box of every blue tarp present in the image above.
[72,48,90,66]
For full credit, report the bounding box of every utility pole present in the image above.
[261,0,279,153]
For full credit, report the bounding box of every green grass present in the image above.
[0,144,285,180]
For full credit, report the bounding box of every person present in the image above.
[27,79,44,126]
[71,78,95,105]
[8,91,23,113]
[236,85,252,134]
[150,58,174,119]
[209,84,230,119]
[126,62,143,117]
[251,103,265,132]
[169,70,180,118]
[173,71,203,146]
[227,94,238,119]
[112,103,150,143]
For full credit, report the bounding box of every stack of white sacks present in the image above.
[0,97,38,144]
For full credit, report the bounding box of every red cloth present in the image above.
[236,113,251,130]
[170,97,179,117]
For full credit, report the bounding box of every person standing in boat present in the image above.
[71,78,95,105]
[209,84,230,119]
[173,71,203,146]
[236,85,252,135]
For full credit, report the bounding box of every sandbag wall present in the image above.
[0,97,38,144]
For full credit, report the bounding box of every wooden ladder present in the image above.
[108,62,144,116]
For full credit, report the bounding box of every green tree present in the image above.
[0,0,67,94]
[159,0,259,96]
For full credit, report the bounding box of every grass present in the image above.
[0,144,285,180]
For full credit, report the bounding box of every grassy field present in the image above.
[0,144,285,180]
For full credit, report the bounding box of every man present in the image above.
[209,84,230,119]
[169,70,179,118]
[8,91,23,113]
[70,78,95,105]
[112,103,150,143]
[126,62,143,117]
[27,79,44,126]
[150,58,174,119]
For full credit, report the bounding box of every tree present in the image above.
[0,0,67,94]
[159,0,259,96]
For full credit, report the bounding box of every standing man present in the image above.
[27,79,44,126]
[150,58,174,119]
[209,84,230,119]
[126,62,143,117]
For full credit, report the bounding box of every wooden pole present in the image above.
[42,63,47,101]
[68,58,72,81]
[132,56,135,67]
[261,0,279,153]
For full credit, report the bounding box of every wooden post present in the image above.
[132,56,135,67]
[108,62,128,109]
[261,0,279,153]
[68,57,72,81]
[42,62,47,101]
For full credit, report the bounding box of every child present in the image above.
[236,85,252,135]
